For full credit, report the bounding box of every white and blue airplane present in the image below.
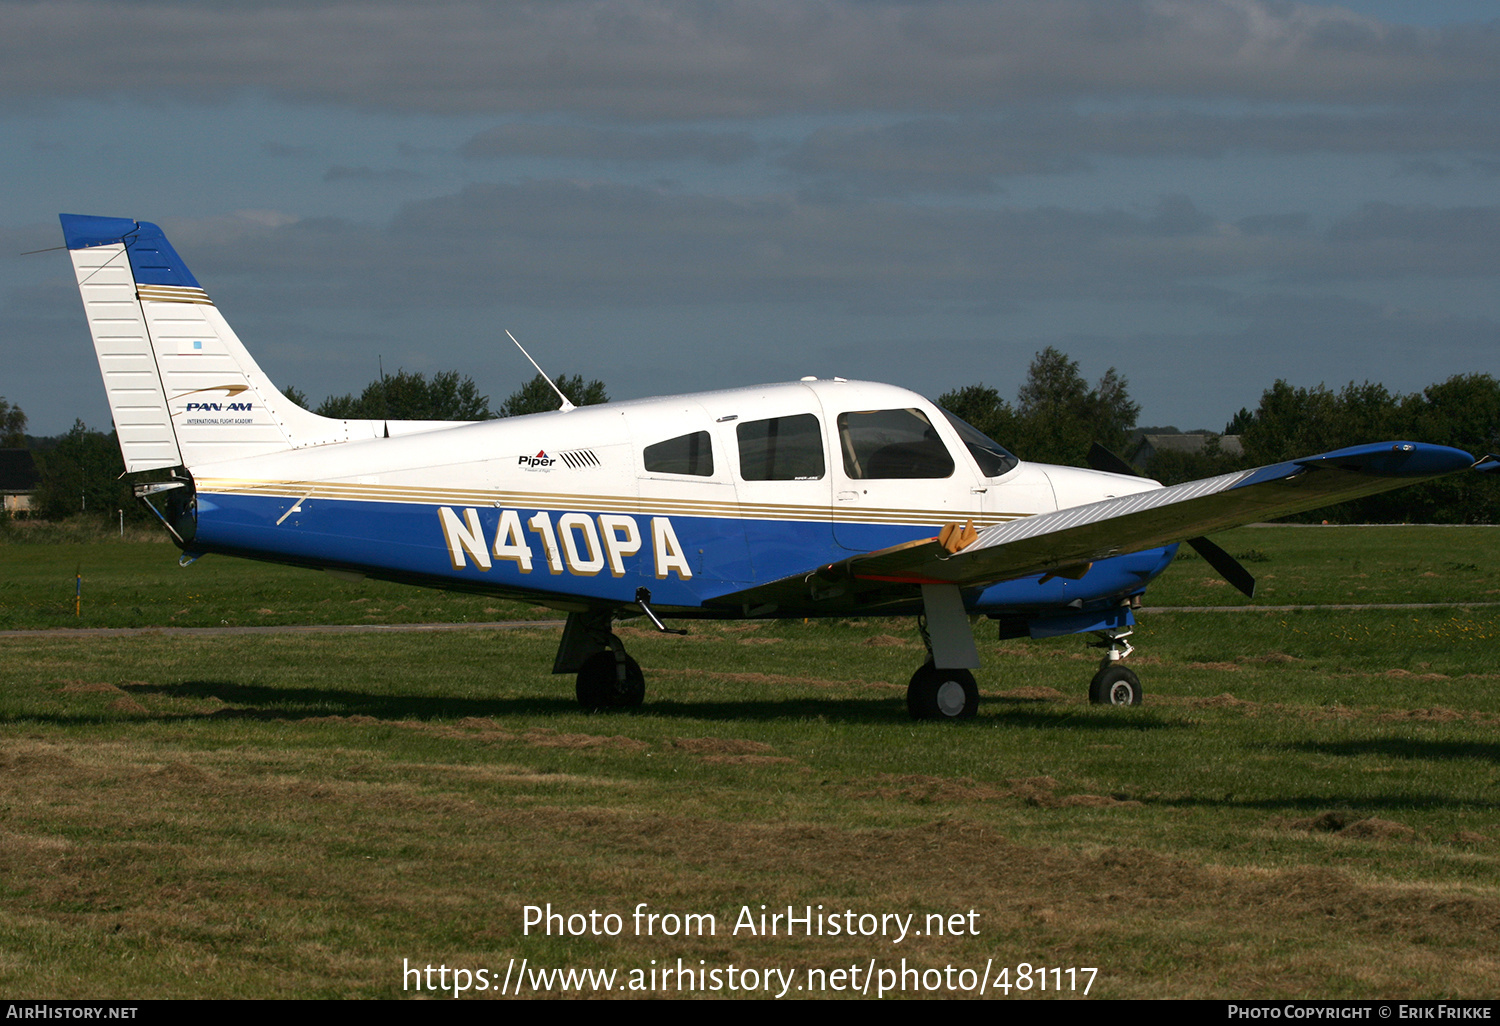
[59,213,1487,720]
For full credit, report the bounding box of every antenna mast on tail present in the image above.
[505,329,575,413]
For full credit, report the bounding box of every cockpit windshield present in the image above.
[938,409,1020,478]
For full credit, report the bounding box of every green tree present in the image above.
[31,420,133,521]
[1399,374,1500,524]
[1012,348,1140,465]
[1138,434,1245,486]
[305,370,495,421]
[1223,407,1253,436]
[499,374,609,417]
[934,383,1019,446]
[1088,367,1140,455]
[1236,375,1499,523]
[0,398,26,448]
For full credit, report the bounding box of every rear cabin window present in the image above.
[837,408,954,479]
[643,431,714,476]
[737,414,825,481]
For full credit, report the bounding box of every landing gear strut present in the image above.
[907,613,980,720]
[555,609,645,712]
[1087,628,1142,706]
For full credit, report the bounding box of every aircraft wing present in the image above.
[709,440,1477,612]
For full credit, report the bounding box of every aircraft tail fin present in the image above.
[61,214,350,472]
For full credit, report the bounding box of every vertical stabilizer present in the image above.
[61,214,357,471]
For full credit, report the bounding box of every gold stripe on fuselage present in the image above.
[194,477,1031,529]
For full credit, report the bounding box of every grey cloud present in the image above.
[1145,195,1216,237]
[1237,212,1311,236]
[2,1,1497,117]
[1396,158,1457,178]
[781,109,1500,195]
[1329,202,1500,243]
[462,123,758,164]
[159,182,1500,317]
[783,118,1085,195]
[262,141,312,158]
[1166,292,1500,384]
[322,165,423,183]
[1316,202,1500,278]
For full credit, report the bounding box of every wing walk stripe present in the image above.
[970,470,1251,549]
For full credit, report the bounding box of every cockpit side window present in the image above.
[737,414,825,481]
[643,431,714,476]
[837,408,954,479]
[938,409,1020,477]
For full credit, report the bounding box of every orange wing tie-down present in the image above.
[937,520,979,554]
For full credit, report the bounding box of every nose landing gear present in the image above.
[1087,628,1142,706]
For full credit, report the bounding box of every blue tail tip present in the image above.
[58,213,201,289]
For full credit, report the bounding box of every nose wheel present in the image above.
[1088,628,1143,706]
[1089,665,1142,706]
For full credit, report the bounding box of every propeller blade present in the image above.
[1186,536,1256,599]
[1086,442,1257,598]
[1086,442,1138,477]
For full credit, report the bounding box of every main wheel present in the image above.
[1089,665,1142,706]
[907,663,979,721]
[576,651,645,711]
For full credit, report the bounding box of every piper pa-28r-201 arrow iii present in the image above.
[59,213,1494,720]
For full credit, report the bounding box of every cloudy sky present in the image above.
[3,0,1497,440]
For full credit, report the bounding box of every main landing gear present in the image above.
[907,612,980,721]
[555,609,645,712]
[576,649,645,712]
[907,662,979,720]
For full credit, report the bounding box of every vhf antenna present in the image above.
[505,329,575,412]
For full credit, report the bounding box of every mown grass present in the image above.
[0,531,539,629]
[2,527,1498,999]
[1146,524,1500,607]
[4,522,1497,630]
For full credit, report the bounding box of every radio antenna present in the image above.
[505,329,575,412]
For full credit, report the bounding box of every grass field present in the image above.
[2,525,1498,999]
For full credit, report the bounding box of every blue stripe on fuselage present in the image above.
[190,492,1177,615]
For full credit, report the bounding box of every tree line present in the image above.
[5,371,607,522]
[940,349,1498,524]
[5,354,1496,525]
[282,369,606,421]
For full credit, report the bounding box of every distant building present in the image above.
[1132,433,1242,472]
[0,449,40,514]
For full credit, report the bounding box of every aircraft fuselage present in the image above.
[183,378,1169,629]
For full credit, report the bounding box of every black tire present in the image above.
[576,651,645,711]
[907,662,979,721]
[1089,665,1142,706]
